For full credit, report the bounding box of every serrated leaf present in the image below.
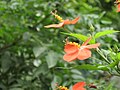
[95,30,119,39]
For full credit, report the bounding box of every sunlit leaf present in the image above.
[61,32,96,43]
[75,64,109,71]
[95,30,119,39]
[61,32,88,41]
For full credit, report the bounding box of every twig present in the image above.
[0,36,22,52]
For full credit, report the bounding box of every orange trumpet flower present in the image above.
[63,37,100,62]
[72,82,86,90]
[44,11,80,28]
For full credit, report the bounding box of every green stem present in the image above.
[96,48,110,64]
[62,27,72,33]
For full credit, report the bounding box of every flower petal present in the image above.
[63,16,80,25]
[63,50,79,62]
[44,22,64,28]
[64,44,79,54]
[82,37,92,46]
[85,43,100,49]
[117,4,120,12]
[77,49,91,60]
[72,82,86,90]
[70,16,80,24]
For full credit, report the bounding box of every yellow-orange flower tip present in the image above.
[44,16,80,28]
[57,86,69,90]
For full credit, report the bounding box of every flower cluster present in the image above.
[44,3,119,89]
[44,11,100,90]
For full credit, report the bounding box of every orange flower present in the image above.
[117,3,120,12]
[115,0,120,12]
[72,82,86,90]
[44,11,80,28]
[63,37,100,62]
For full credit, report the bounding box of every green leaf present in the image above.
[75,64,109,71]
[45,51,58,68]
[116,52,120,61]
[97,65,109,71]
[33,46,47,58]
[33,63,48,79]
[10,88,23,90]
[61,32,95,43]
[51,75,62,90]
[61,32,88,41]
[1,52,12,73]
[95,30,119,39]
[75,64,98,70]
[104,83,114,90]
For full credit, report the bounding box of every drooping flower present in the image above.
[44,11,80,28]
[72,82,86,90]
[63,37,100,62]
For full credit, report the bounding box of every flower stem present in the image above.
[62,27,72,33]
[96,48,110,64]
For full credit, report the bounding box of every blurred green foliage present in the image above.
[0,0,120,90]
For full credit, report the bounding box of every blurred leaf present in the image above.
[75,64,98,70]
[104,83,114,90]
[1,52,12,73]
[109,61,119,68]
[22,32,31,41]
[33,59,41,67]
[10,88,23,90]
[45,51,58,68]
[51,75,62,90]
[75,64,109,71]
[101,20,112,25]
[94,30,119,39]
[116,52,120,61]
[33,46,47,58]
[33,63,48,79]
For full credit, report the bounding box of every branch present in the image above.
[0,36,22,52]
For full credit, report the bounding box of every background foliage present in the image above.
[0,0,120,90]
